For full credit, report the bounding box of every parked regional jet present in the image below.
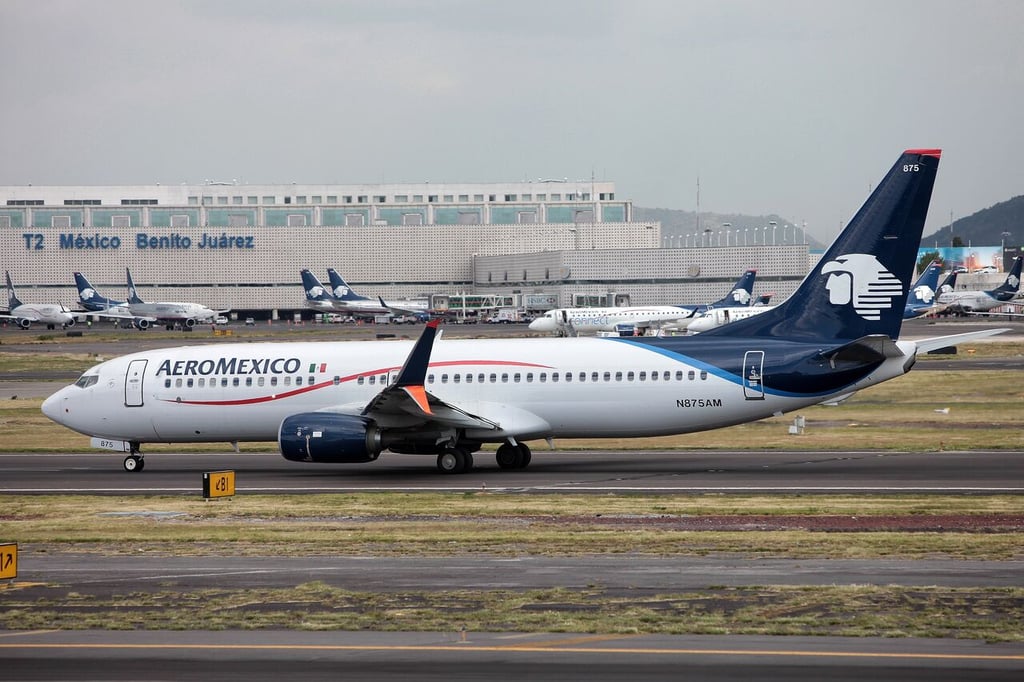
[937,256,1022,314]
[43,149,1004,475]
[1,271,77,329]
[528,269,757,335]
[903,260,944,319]
[685,302,776,334]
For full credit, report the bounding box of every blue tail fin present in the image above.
[300,269,334,303]
[74,272,124,311]
[5,271,23,309]
[703,149,942,341]
[326,269,372,302]
[990,256,1022,300]
[904,260,943,317]
[125,268,145,304]
[711,269,757,307]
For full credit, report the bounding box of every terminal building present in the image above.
[1,180,810,320]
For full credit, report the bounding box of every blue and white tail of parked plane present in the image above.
[903,260,944,319]
[43,149,1008,474]
[938,255,1024,315]
[74,272,129,313]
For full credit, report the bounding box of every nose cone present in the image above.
[41,389,65,423]
[529,317,554,332]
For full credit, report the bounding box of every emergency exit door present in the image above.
[125,359,148,407]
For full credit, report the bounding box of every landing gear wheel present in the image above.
[496,443,520,469]
[123,455,145,472]
[495,443,532,470]
[437,448,471,474]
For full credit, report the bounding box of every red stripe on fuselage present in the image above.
[161,359,553,407]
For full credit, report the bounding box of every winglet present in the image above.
[393,318,441,388]
[401,385,433,415]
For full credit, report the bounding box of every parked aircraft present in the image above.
[43,149,1004,475]
[937,256,1022,314]
[903,260,944,319]
[685,303,776,334]
[74,272,134,321]
[301,269,389,317]
[124,268,225,329]
[327,268,429,316]
[1,271,77,329]
[528,269,757,335]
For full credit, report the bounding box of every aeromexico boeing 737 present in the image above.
[1,271,77,329]
[75,270,226,330]
[43,149,1004,474]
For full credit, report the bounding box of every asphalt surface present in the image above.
[2,450,1022,493]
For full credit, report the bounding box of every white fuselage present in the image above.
[42,336,916,446]
[3,303,77,328]
[937,290,1012,314]
[529,306,693,333]
[129,301,217,322]
[686,306,775,334]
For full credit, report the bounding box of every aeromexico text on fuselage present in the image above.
[155,356,309,377]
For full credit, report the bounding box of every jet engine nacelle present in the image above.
[135,318,151,330]
[17,318,31,329]
[184,318,196,328]
[279,413,383,463]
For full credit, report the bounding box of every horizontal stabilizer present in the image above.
[912,328,1008,354]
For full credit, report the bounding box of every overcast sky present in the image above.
[2,0,1021,242]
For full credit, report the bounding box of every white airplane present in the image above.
[529,269,757,336]
[1,271,78,330]
[43,149,1005,475]
[937,256,1022,314]
[122,268,226,330]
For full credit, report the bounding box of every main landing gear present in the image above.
[434,442,533,474]
[123,443,145,472]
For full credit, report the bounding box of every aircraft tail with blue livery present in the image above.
[903,260,944,319]
[74,272,127,312]
[702,150,943,342]
[326,268,374,303]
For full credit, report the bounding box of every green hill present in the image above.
[923,195,1024,248]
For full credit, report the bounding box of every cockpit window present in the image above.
[74,374,99,388]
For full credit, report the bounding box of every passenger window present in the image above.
[592,372,599,382]
[454,374,461,383]
[187,378,194,388]
[650,371,657,381]
[232,377,240,387]
[539,373,546,382]
[258,377,265,386]
[465,374,473,383]
[245,377,253,387]
[221,378,228,387]
[501,373,508,383]
[490,373,497,382]
[627,371,635,381]
[700,370,708,380]
[271,377,278,386]
[615,372,623,381]
[603,372,611,381]
[369,376,376,385]
[358,377,365,385]
[664,371,671,381]
[526,373,533,382]
[296,377,303,386]
[688,370,695,380]
[428,374,435,384]
[478,373,485,383]
[164,379,171,388]
[198,378,205,388]
[552,373,559,382]
[513,373,521,383]
[175,378,182,388]
[638,371,646,381]
[441,374,449,384]
[284,377,291,386]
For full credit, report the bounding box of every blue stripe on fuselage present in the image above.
[606,336,882,399]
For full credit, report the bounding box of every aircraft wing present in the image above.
[378,296,423,316]
[0,313,35,321]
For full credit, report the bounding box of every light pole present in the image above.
[722,222,732,247]
[769,220,777,245]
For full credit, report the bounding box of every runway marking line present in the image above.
[2,642,1022,661]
